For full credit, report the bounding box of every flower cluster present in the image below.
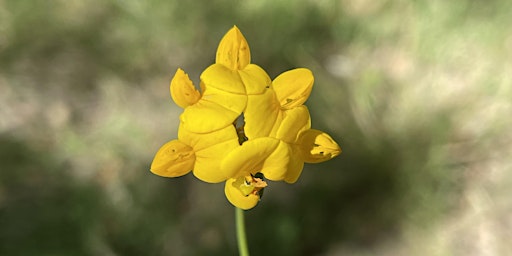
[151,26,341,210]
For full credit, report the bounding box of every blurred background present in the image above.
[1,0,511,255]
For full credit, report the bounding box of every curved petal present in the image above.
[180,91,246,134]
[224,178,260,210]
[201,86,247,114]
[179,124,240,183]
[299,129,341,163]
[284,146,304,183]
[170,68,201,108]
[178,122,238,151]
[272,68,314,109]
[216,26,251,70]
[221,137,280,178]
[150,140,195,178]
[201,64,246,94]
[238,64,271,95]
[276,106,311,143]
[259,140,291,181]
[193,139,239,183]
[244,89,283,139]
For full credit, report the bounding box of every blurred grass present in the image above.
[1,0,511,255]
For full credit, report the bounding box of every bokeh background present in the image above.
[1,0,511,255]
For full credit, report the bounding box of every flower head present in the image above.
[150,26,341,210]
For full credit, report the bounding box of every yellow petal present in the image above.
[201,86,247,115]
[283,146,305,183]
[201,64,246,94]
[216,26,251,70]
[244,89,283,139]
[150,140,195,177]
[178,122,238,151]
[224,178,260,210]
[276,106,311,143]
[193,139,238,183]
[170,68,201,108]
[238,64,271,95]
[221,137,280,178]
[299,129,341,163]
[179,101,236,134]
[273,68,314,109]
[259,140,291,181]
[178,124,240,183]
[221,137,289,181]
[179,87,246,133]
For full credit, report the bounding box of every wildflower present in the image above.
[150,26,341,210]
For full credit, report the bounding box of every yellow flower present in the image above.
[243,68,314,139]
[222,137,289,209]
[177,27,271,134]
[150,26,341,210]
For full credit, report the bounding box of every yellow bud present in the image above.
[150,140,195,177]
[216,26,251,70]
[298,129,341,163]
[170,68,201,108]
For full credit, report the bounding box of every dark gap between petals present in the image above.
[233,113,248,145]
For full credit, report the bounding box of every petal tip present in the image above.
[216,26,251,70]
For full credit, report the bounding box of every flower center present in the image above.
[234,172,267,198]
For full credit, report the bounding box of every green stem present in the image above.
[235,207,250,256]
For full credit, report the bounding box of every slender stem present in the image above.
[235,207,250,256]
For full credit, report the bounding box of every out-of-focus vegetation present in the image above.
[1,0,511,255]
